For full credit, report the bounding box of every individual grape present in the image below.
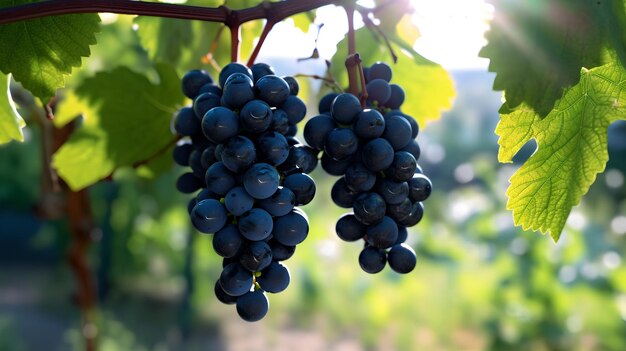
[358,246,387,274]
[257,262,290,293]
[221,136,256,173]
[395,226,408,245]
[222,73,255,109]
[257,132,289,166]
[386,110,419,138]
[202,107,239,143]
[240,100,273,134]
[205,162,236,195]
[282,173,316,206]
[344,163,376,192]
[318,92,339,114]
[220,262,253,297]
[273,210,309,246]
[176,172,203,193]
[215,280,238,305]
[239,241,273,272]
[396,201,424,227]
[173,142,193,166]
[386,198,412,223]
[331,93,361,124]
[174,107,201,136]
[366,62,392,82]
[243,163,279,200]
[190,199,227,234]
[281,95,307,125]
[401,139,421,161]
[408,174,432,202]
[324,128,358,161]
[354,109,385,140]
[362,138,394,172]
[366,79,391,105]
[213,224,244,258]
[200,144,218,169]
[238,208,273,241]
[193,92,221,120]
[331,178,359,208]
[182,69,213,99]
[283,76,299,95]
[255,75,290,106]
[251,63,275,83]
[365,216,398,249]
[387,244,417,274]
[383,115,412,150]
[385,84,405,109]
[281,145,318,174]
[267,239,296,261]
[198,83,222,96]
[375,179,409,205]
[236,290,269,322]
[196,188,220,202]
[384,151,417,182]
[188,149,206,177]
[224,186,255,216]
[270,109,291,135]
[321,152,352,176]
[303,114,337,150]
[335,213,365,242]
[353,192,386,225]
[258,186,296,217]
[218,62,253,88]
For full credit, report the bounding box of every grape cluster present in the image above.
[172,63,316,322]
[304,62,432,274]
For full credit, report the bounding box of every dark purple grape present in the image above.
[220,263,253,296]
[396,201,424,227]
[257,132,290,166]
[366,62,392,82]
[358,246,387,274]
[331,93,361,124]
[331,178,359,208]
[324,128,358,161]
[365,216,398,249]
[193,92,221,120]
[257,187,296,217]
[281,95,307,124]
[387,198,412,223]
[205,162,236,195]
[273,210,309,246]
[173,142,193,166]
[174,107,201,136]
[395,226,408,245]
[267,239,295,261]
[200,144,218,169]
[256,75,290,106]
[202,107,239,143]
[375,179,409,205]
[236,290,268,322]
[251,62,275,83]
[336,213,365,242]
[366,79,391,105]
[354,109,385,140]
[387,244,416,273]
[224,186,255,216]
[385,151,417,182]
[218,62,252,88]
[383,115,412,150]
[385,84,405,109]
[243,163,279,200]
[221,136,256,173]
[283,76,299,95]
[353,192,386,225]
[344,163,376,192]
[238,208,273,241]
[257,262,290,293]
[182,69,213,99]
[239,241,273,272]
[321,152,352,176]
[190,199,227,233]
[213,224,244,258]
[303,114,337,150]
[408,174,432,202]
[362,138,394,172]
[198,83,221,96]
[270,109,291,135]
[240,100,273,134]
[176,172,203,194]
[318,92,339,114]
[282,173,316,206]
[215,280,238,305]
[222,73,255,109]
[401,139,421,161]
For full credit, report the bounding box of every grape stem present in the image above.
[356,7,398,63]
[247,19,277,67]
[294,73,343,92]
[356,57,369,108]
[344,5,360,98]
[0,0,337,25]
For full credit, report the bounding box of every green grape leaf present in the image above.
[134,17,193,65]
[0,0,100,102]
[331,29,454,126]
[496,62,626,241]
[480,0,626,117]
[0,74,25,144]
[291,12,315,33]
[53,64,184,190]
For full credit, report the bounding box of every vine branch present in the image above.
[0,0,337,25]
[344,5,359,97]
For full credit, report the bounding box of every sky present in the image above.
[259,0,494,70]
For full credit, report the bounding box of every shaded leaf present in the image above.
[0,0,100,102]
[53,64,184,190]
[496,62,626,241]
[0,74,25,144]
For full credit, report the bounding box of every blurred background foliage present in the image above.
[1,3,626,351]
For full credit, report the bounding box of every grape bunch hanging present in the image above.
[304,62,432,274]
[172,62,316,322]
